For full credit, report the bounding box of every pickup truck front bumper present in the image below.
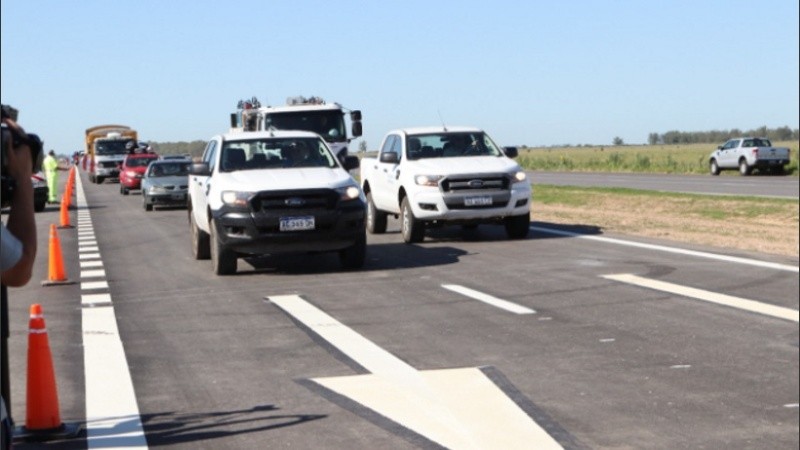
[212,195,366,255]
[409,182,531,222]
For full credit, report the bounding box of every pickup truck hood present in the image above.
[220,168,355,191]
[409,156,520,175]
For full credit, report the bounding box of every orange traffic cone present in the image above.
[14,304,81,441]
[41,224,74,286]
[57,196,72,229]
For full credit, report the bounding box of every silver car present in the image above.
[141,160,191,211]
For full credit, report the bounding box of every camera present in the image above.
[1,104,44,206]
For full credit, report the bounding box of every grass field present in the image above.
[533,184,799,257]
[517,141,799,175]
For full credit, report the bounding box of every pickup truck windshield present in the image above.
[265,111,346,142]
[220,137,337,172]
[96,140,133,155]
[406,132,503,160]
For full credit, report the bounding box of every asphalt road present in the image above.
[4,170,798,449]
[529,171,799,199]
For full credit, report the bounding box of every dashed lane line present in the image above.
[441,284,536,315]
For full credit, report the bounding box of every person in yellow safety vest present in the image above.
[42,150,61,204]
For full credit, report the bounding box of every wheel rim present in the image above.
[402,204,410,238]
[367,200,374,230]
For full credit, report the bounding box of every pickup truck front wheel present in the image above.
[709,159,720,176]
[339,232,366,270]
[366,192,388,234]
[738,159,751,176]
[190,210,210,260]
[401,197,425,244]
[505,213,530,239]
[210,221,237,275]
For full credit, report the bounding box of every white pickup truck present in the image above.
[709,137,791,175]
[188,130,366,275]
[360,126,531,243]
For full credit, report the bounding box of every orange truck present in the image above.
[85,125,137,184]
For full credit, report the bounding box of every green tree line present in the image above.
[149,140,207,159]
[648,126,798,145]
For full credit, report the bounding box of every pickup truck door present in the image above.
[371,135,402,213]
[718,139,738,168]
[190,140,217,232]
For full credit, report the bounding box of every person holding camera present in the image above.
[1,114,38,449]
[1,115,36,286]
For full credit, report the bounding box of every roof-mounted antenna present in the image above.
[437,109,448,132]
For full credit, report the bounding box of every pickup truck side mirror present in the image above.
[379,152,399,164]
[342,155,360,171]
[717,145,723,150]
[189,162,211,176]
[351,121,363,137]
[503,146,518,158]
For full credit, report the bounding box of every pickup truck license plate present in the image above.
[464,196,492,207]
[280,216,315,231]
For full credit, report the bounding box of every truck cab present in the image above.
[230,96,362,161]
[85,125,138,184]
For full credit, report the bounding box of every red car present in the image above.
[119,153,159,194]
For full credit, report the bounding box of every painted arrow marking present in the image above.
[268,295,564,450]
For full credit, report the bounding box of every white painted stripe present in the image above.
[79,246,100,253]
[270,295,416,377]
[82,293,112,307]
[77,170,148,449]
[441,285,536,315]
[602,274,799,323]
[81,280,109,291]
[80,260,104,269]
[81,269,106,279]
[79,253,101,260]
[533,226,799,273]
[83,307,147,449]
[784,403,799,408]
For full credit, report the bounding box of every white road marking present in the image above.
[76,175,148,449]
[602,274,799,323]
[79,246,100,253]
[80,260,103,269]
[81,281,109,291]
[269,295,563,450]
[441,285,536,315]
[533,226,799,273]
[784,403,799,409]
[81,269,106,279]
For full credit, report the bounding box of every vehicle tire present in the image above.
[189,209,210,260]
[738,159,751,176]
[339,232,366,270]
[366,192,387,234]
[143,194,153,211]
[34,199,46,212]
[210,220,237,275]
[401,197,425,244]
[709,159,720,176]
[96,176,105,184]
[505,213,530,239]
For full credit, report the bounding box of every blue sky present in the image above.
[2,0,798,153]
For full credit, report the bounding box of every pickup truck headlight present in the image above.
[510,170,527,183]
[335,185,362,201]
[221,191,252,208]
[415,175,443,186]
